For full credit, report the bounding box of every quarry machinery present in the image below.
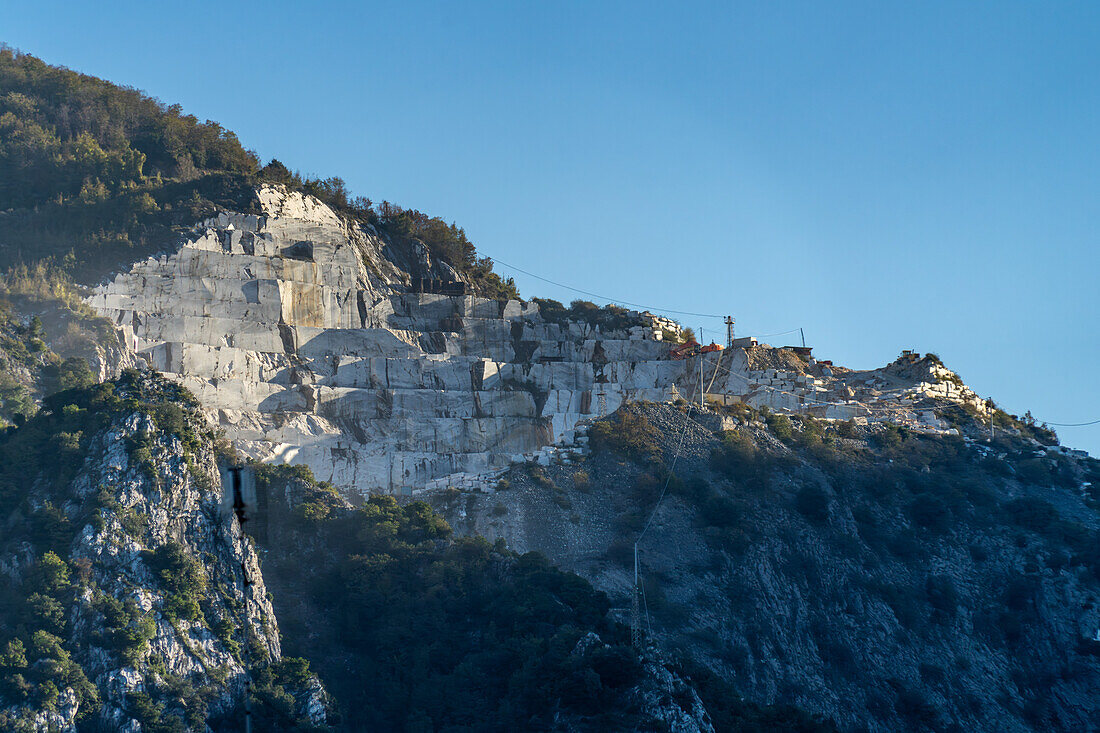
[668,341,699,359]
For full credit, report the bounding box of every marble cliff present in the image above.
[86,186,991,497]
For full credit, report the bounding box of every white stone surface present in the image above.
[88,185,985,496]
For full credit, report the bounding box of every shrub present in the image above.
[876,424,904,449]
[767,413,794,442]
[795,485,830,524]
[93,595,155,664]
[873,583,922,629]
[853,505,889,551]
[795,417,825,447]
[1003,497,1058,533]
[59,357,95,389]
[633,472,663,505]
[701,495,742,528]
[710,430,767,489]
[895,687,939,726]
[22,593,65,635]
[144,542,206,622]
[926,575,959,623]
[531,298,567,323]
[678,475,710,503]
[907,493,951,533]
[587,408,661,464]
[151,403,187,437]
[1003,576,1037,612]
[919,663,946,686]
[28,551,71,596]
[293,501,331,524]
[528,465,554,489]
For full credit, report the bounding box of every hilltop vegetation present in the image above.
[0,46,260,278]
[0,46,516,297]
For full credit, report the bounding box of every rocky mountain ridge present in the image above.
[81,185,1035,502]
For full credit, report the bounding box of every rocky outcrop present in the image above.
[71,412,278,729]
[568,633,714,733]
[0,373,328,731]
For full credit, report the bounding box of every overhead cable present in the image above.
[487,255,725,319]
[490,256,1096,428]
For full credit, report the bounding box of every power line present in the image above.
[489,254,808,337]
[632,400,697,648]
[638,408,692,541]
[488,255,725,319]
[754,328,803,339]
[492,254,1098,428]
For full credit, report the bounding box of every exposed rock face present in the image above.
[571,633,715,733]
[0,374,327,731]
[71,410,279,729]
[86,186,684,495]
[86,186,994,498]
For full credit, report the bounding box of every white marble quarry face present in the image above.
[88,185,978,496]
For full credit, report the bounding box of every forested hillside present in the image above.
[438,401,1100,731]
[0,46,516,297]
[250,463,835,731]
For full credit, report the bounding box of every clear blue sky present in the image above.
[6,1,1099,453]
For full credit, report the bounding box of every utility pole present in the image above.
[725,316,735,349]
[800,327,805,349]
[631,544,641,648]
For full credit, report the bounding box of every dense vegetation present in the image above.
[0,46,516,297]
[0,46,261,278]
[251,465,664,731]
[574,401,1100,730]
